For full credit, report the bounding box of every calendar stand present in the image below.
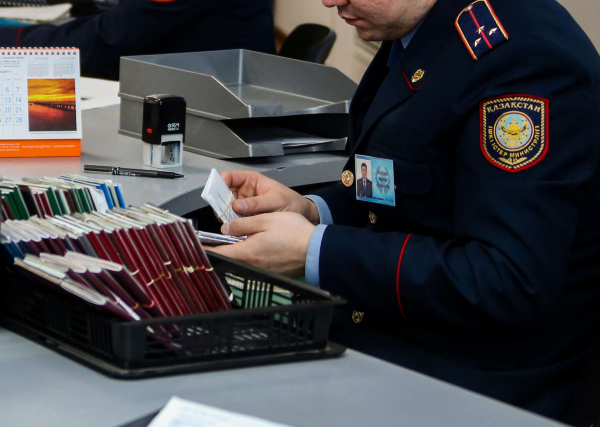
[0,48,82,158]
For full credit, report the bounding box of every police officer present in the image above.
[209,0,600,421]
[0,0,275,80]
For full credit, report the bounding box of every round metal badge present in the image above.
[368,211,377,224]
[342,170,354,187]
[352,311,365,324]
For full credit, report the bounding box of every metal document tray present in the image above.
[118,50,357,159]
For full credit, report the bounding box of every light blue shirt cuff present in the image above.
[305,224,328,289]
[305,195,333,225]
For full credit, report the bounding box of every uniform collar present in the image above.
[402,17,426,49]
[351,0,468,151]
[395,0,466,90]
[387,17,426,68]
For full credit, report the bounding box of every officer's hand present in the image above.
[206,212,315,278]
[221,171,320,225]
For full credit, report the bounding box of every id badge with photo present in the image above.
[355,154,395,206]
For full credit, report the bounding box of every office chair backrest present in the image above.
[278,24,337,65]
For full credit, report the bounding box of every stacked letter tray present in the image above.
[0,252,346,379]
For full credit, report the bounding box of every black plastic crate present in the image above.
[0,252,346,378]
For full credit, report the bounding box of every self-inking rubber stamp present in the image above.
[142,95,186,169]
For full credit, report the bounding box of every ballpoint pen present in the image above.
[84,165,184,179]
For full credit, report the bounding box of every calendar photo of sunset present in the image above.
[28,79,77,132]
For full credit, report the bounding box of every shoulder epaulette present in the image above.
[455,0,509,60]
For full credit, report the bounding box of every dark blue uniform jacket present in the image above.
[0,0,275,80]
[317,0,600,420]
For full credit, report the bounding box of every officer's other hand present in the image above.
[221,171,320,225]
[206,212,315,278]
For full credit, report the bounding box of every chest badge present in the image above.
[342,170,354,187]
[480,95,549,172]
[411,69,425,83]
[355,154,395,206]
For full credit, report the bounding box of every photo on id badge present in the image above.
[355,154,395,206]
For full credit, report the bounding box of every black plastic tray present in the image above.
[0,252,346,379]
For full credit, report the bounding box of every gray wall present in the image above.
[557,0,600,50]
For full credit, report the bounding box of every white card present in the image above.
[201,169,244,223]
[148,397,292,427]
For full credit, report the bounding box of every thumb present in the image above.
[221,216,267,237]
[233,194,283,216]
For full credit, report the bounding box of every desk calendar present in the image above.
[0,48,82,158]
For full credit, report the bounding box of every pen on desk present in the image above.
[84,165,184,179]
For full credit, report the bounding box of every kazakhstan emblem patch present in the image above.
[480,95,549,172]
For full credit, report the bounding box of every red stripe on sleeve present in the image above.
[396,234,413,320]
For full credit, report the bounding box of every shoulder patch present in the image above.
[455,0,509,60]
[480,95,549,173]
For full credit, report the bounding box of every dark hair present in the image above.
[361,163,367,170]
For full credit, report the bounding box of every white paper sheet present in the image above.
[80,77,120,111]
[233,126,335,147]
[148,397,293,427]
[0,4,71,22]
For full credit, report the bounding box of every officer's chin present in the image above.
[356,26,399,43]
[355,28,381,42]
